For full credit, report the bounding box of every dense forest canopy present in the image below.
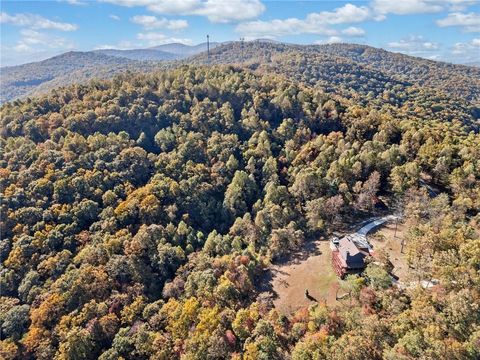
[3,41,480,110]
[190,42,480,105]
[0,62,479,359]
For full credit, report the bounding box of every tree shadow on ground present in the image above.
[255,268,278,303]
[274,239,323,266]
[254,239,324,303]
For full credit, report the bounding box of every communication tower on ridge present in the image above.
[240,37,245,61]
[207,35,210,64]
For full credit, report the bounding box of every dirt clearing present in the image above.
[368,221,409,281]
[261,218,408,315]
[265,240,340,315]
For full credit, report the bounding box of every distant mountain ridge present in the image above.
[93,48,177,61]
[93,42,220,62]
[0,42,222,102]
[150,42,220,56]
[0,51,172,103]
[1,41,479,105]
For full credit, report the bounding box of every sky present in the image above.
[1,0,479,66]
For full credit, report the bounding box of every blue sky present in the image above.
[1,0,479,66]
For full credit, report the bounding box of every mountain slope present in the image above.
[93,48,177,61]
[93,43,221,62]
[0,42,223,103]
[0,51,164,103]
[2,41,479,113]
[150,41,220,57]
[189,42,480,104]
[185,42,479,127]
[319,43,480,102]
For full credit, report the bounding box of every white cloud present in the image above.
[136,32,193,46]
[371,0,477,15]
[12,43,32,53]
[443,0,478,11]
[452,38,480,53]
[437,12,480,32]
[371,0,443,15]
[131,15,188,30]
[314,36,343,45]
[236,18,336,38]
[388,35,439,50]
[0,11,78,31]
[100,0,197,11]
[60,0,87,5]
[13,29,75,52]
[101,0,265,23]
[94,40,139,50]
[342,26,366,37]
[109,14,121,21]
[387,35,440,58]
[236,4,375,38]
[450,38,480,63]
[306,4,373,25]
[175,0,265,23]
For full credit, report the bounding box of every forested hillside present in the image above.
[3,41,480,111]
[93,49,177,62]
[1,66,479,359]
[0,52,163,103]
[191,42,480,105]
[0,43,218,103]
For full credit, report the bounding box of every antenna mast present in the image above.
[207,34,210,64]
[240,37,245,62]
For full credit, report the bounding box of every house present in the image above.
[330,215,398,278]
[331,236,370,278]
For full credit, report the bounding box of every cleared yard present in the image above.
[368,221,409,281]
[260,217,409,315]
[266,240,340,315]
